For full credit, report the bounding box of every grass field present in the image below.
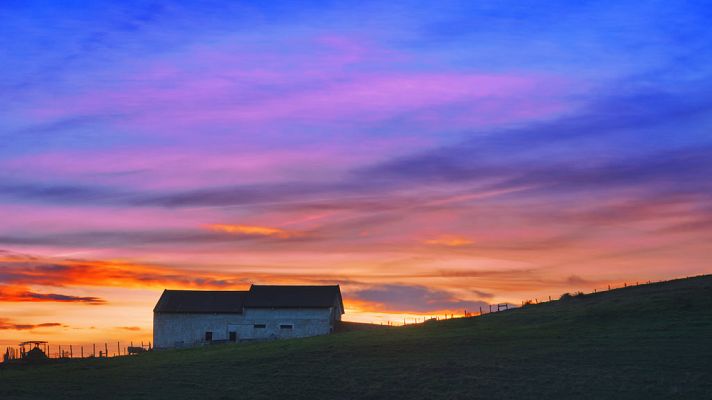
[2,275,712,399]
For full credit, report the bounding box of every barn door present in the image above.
[227,324,240,342]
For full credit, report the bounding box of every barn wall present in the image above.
[153,313,244,349]
[236,308,334,340]
[154,307,337,348]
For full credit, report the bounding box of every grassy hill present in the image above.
[2,275,712,399]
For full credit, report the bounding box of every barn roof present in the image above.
[153,285,343,314]
[245,285,343,312]
[153,290,248,313]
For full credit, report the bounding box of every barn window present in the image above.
[205,331,213,341]
[254,324,266,329]
[229,332,237,342]
[280,324,293,329]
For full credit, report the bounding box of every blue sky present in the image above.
[1,0,711,343]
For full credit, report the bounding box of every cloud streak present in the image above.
[0,286,106,304]
[350,284,491,313]
[0,318,64,331]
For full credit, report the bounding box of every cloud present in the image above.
[0,226,315,249]
[350,284,491,313]
[117,326,141,331]
[206,224,302,239]
[0,285,106,304]
[0,252,251,290]
[356,89,712,195]
[424,236,474,247]
[0,181,123,205]
[0,318,63,331]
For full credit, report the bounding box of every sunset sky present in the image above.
[2,1,712,347]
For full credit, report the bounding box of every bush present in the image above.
[559,293,573,301]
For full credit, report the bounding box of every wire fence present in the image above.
[3,340,151,364]
[388,276,691,327]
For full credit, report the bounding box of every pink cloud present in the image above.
[26,35,576,138]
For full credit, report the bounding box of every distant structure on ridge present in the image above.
[153,285,344,349]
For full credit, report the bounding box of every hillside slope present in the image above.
[2,275,712,399]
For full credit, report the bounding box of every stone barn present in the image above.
[153,285,344,349]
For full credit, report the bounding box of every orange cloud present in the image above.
[0,253,250,292]
[117,326,141,331]
[0,285,106,304]
[206,224,300,239]
[424,235,473,247]
[0,318,64,331]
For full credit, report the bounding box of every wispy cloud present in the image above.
[0,252,250,290]
[350,284,491,313]
[116,326,141,331]
[0,286,106,304]
[424,236,474,247]
[0,318,64,331]
[206,224,302,239]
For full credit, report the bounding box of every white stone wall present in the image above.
[237,308,334,340]
[153,313,243,349]
[154,305,341,349]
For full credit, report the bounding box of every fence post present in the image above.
[105,343,108,358]
[70,345,73,358]
[81,346,84,358]
[93,343,96,357]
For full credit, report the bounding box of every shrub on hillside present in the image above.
[559,292,573,301]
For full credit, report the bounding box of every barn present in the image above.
[153,285,344,349]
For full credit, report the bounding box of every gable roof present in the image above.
[245,285,343,312]
[153,285,344,314]
[153,290,248,313]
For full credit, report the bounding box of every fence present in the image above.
[384,276,690,327]
[3,340,151,364]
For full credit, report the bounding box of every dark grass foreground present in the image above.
[2,276,712,399]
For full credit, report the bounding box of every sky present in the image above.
[1,0,712,346]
